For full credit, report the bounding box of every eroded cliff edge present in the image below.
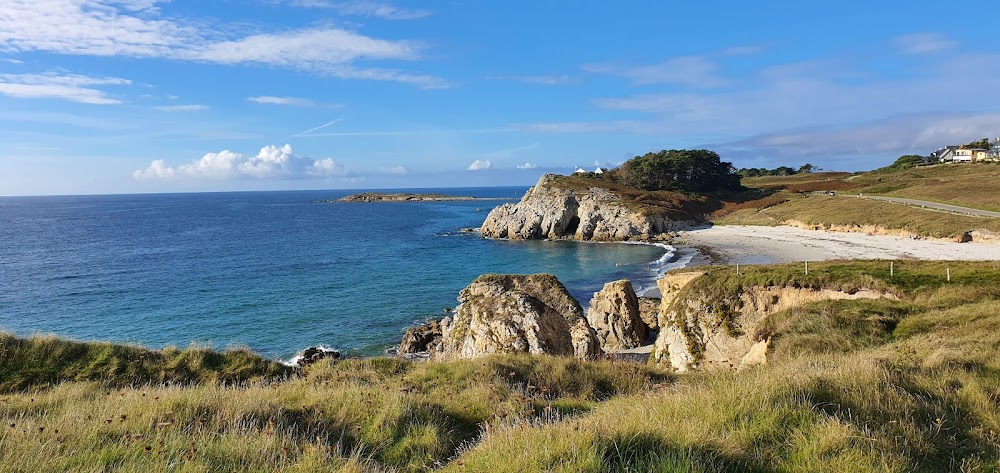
[481,174,700,241]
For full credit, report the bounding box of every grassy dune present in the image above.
[3,261,1000,471]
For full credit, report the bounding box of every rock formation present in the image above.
[637,297,661,332]
[295,347,341,367]
[652,272,898,372]
[480,174,694,241]
[437,274,601,360]
[586,279,649,350]
[398,320,442,356]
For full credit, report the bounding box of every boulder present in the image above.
[437,274,601,360]
[295,346,341,367]
[398,319,442,355]
[586,279,649,350]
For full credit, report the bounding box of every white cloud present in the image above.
[377,165,410,175]
[466,159,493,171]
[1,58,23,64]
[893,33,957,55]
[154,104,208,111]
[279,0,431,20]
[248,96,315,107]
[583,56,728,88]
[0,72,130,104]
[516,162,537,169]
[0,0,443,86]
[133,144,347,180]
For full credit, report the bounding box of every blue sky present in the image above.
[2,0,1000,195]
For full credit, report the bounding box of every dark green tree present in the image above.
[611,149,742,192]
[798,163,816,173]
[965,138,991,149]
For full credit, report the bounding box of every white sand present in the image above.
[677,225,1000,264]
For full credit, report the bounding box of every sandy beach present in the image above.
[678,225,1000,264]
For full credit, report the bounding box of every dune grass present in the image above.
[3,261,1000,471]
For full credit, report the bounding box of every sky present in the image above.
[2,1,1000,195]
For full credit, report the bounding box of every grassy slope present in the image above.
[3,261,1000,471]
[716,165,1000,238]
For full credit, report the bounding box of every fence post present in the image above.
[890,261,894,277]
[805,261,809,275]
[736,263,740,276]
[947,268,951,282]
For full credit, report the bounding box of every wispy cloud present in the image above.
[248,96,315,107]
[295,127,513,137]
[893,32,957,55]
[133,144,347,180]
[277,0,431,20]
[0,0,443,86]
[516,162,537,169]
[493,74,575,86]
[583,56,728,88]
[377,165,410,175]
[154,104,209,111]
[0,72,130,104]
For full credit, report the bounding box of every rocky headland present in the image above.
[480,174,701,241]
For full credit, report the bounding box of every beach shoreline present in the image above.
[675,225,1000,265]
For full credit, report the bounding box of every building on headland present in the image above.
[990,138,1000,160]
[574,167,587,174]
[932,146,957,163]
[953,148,989,163]
[594,167,605,174]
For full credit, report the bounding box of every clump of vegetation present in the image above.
[737,163,817,177]
[609,149,743,193]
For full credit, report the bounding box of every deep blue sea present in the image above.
[0,188,686,360]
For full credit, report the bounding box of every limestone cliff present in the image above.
[437,274,601,360]
[481,174,695,241]
[586,279,648,350]
[652,272,898,372]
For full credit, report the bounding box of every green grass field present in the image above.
[3,260,1000,471]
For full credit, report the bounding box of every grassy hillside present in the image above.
[3,260,1000,471]
[714,165,1000,238]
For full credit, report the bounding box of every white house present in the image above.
[594,167,605,174]
[573,167,586,174]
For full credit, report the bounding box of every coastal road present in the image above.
[834,194,1000,218]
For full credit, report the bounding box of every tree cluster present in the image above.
[736,163,816,177]
[964,138,992,150]
[883,154,926,170]
[609,149,742,193]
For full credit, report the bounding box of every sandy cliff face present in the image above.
[481,175,693,241]
[436,274,601,360]
[652,272,898,372]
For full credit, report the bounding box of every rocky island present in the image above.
[319,192,511,203]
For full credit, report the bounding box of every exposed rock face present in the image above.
[652,272,898,372]
[586,279,648,350]
[637,297,661,332]
[437,274,601,360]
[481,174,693,241]
[398,320,442,355]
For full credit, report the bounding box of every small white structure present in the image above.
[594,167,605,174]
[574,167,587,174]
[989,138,1000,161]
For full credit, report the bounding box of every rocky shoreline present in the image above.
[318,192,514,203]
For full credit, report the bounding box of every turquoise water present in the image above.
[0,188,680,360]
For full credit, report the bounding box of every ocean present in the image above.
[0,188,689,360]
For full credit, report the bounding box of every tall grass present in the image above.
[4,261,1000,470]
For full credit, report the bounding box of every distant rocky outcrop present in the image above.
[480,174,695,241]
[437,274,602,360]
[320,193,502,203]
[651,272,898,372]
[398,320,443,356]
[586,279,648,350]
